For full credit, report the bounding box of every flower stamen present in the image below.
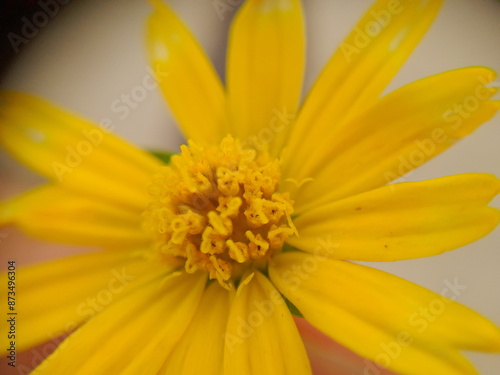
[143,136,296,289]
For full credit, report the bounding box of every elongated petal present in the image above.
[160,281,232,375]
[290,174,500,261]
[0,92,161,210]
[284,0,443,170]
[34,271,206,375]
[287,68,500,207]
[223,271,311,375]
[0,250,171,353]
[227,0,304,155]
[1,185,150,248]
[146,0,227,144]
[270,252,500,374]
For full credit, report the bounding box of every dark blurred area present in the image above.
[0,0,64,79]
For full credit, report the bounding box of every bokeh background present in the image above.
[1,0,499,374]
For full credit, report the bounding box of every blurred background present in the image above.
[0,0,499,374]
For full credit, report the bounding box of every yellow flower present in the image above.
[1,0,500,374]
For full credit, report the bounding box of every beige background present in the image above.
[1,0,499,374]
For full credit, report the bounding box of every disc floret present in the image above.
[143,136,296,289]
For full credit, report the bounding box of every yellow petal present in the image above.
[34,271,206,375]
[159,281,232,375]
[146,0,227,144]
[284,0,443,168]
[290,173,500,261]
[270,252,500,374]
[287,68,500,207]
[0,92,161,210]
[226,0,305,155]
[1,185,150,248]
[223,271,311,375]
[0,250,170,354]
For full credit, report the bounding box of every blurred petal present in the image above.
[270,252,500,374]
[146,0,227,144]
[0,92,161,210]
[160,282,232,374]
[224,271,311,375]
[227,0,305,155]
[285,0,443,171]
[1,185,149,248]
[290,174,500,261]
[287,68,500,205]
[0,250,171,353]
[35,271,206,374]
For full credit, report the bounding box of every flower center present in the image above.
[143,136,296,289]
